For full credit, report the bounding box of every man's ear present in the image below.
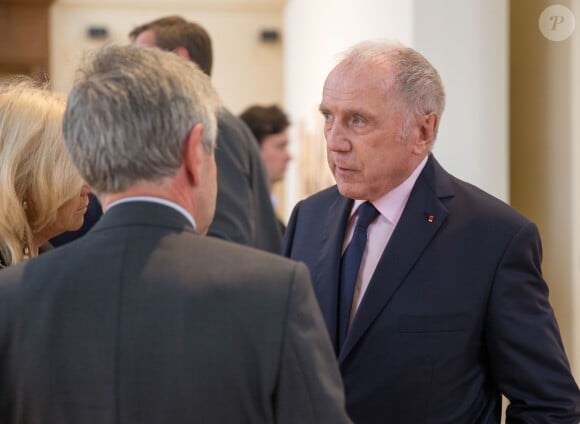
[413,112,438,155]
[183,123,205,186]
[172,46,191,60]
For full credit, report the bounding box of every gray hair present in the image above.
[63,44,221,193]
[340,41,445,138]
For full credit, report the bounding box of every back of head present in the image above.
[338,41,446,137]
[0,77,84,266]
[239,104,289,145]
[63,45,220,194]
[129,15,213,76]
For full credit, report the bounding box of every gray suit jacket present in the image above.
[0,201,351,424]
[208,108,282,253]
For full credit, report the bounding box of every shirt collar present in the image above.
[106,196,197,230]
[351,155,428,224]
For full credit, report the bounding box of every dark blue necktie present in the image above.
[337,201,379,351]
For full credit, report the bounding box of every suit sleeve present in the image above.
[275,262,352,424]
[281,200,301,257]
[485,222,580,423]
[207,118,255,246]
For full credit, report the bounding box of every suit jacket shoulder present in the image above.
[0,202,349,423]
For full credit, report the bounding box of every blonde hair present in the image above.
[0,77,84,266]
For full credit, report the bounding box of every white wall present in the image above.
[414,0,509,201]
[283,0,414,214]
[50,0,284,113]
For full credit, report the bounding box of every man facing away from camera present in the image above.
[0,45,351,424]
[130,15,282,253]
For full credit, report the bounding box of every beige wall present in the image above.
[510,0,579,378]
[573,1,580,380]
[50,0,284,113]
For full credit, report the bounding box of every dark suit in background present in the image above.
[239,104,292,234]
[210,109,282,251]
[0,201,348,423]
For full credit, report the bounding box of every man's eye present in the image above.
[351,115,365,126]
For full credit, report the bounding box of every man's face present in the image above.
[320,62,425,201]
[260,130,291,187]
[133,29,158,48]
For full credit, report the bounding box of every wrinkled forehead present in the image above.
[323,61,398,103]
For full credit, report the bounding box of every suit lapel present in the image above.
[313,194,353,352]
[338,156,453,363]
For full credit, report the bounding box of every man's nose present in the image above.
[325,123,349,151]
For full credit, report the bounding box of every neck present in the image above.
[100,181,194,216]
[31,232,50,255]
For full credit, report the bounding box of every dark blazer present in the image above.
[208,109,282,253]
[283,155,580,423]
[0,201,350,424]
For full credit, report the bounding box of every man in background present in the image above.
[283,40,580,423]
[240,104,291,231]
[130,15,282,253]
[0,45,351,423]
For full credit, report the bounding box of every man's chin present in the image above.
[337,184,360,200]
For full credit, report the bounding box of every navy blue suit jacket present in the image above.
[283,155,580,423]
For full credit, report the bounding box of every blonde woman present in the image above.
[0,77,89,267]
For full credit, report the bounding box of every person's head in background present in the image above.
[0,78,89,266]
[129,15,212,76]
[63,45,220,235]
[239,105,291,189]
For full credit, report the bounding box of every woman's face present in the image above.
[50,185,91,236]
